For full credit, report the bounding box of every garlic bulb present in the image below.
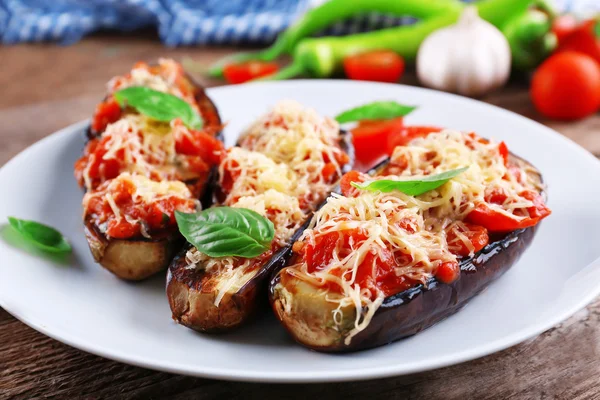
[417,6,511,97]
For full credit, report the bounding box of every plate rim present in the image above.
[2,80,600,383]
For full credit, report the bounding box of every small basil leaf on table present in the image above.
[335,101,417,124]
[175,207,275,258]
[114,86,203,130]
[7,217,72,254]
[352,167,468,196]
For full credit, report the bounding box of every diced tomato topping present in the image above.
[321,163,338,183]
[174,125,224,165]
[386,126,443,155]
[468,189,550,232]
[498,141,509,165]
[520,190,552,220]
[435,261,460,284]
[339,170,366,197]
[352,117,405,170]
[447,223,489,257]
[91,99,122,134]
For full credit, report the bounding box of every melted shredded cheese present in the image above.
[83,172,196,230]
[281,129,545,343]
[185,101,351,307]
[81,115,206,191]
[238,100,347,206]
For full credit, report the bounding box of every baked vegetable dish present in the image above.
[74,59,223,280]
[270,129,550,351]
[167,101,354,332]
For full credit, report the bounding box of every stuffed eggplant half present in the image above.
[270,130,551,352]
[75,59,223,280]
[167,101,354,332]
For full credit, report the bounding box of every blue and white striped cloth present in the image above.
[0,0,596,46]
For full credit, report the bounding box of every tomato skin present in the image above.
[223,61,279,84]
[339,170,365,197]
[552,14,579,45]
[352,117,404,169]
[387,126,443,154]
[447,223,489,257]
[435,261,460,284]
[557,19,600,65]
[467,204,534,232]
[343,51,405,83]
[531,51,600,120]
[91,99,122,133]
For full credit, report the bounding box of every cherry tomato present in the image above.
[531,51,600,120]
[91,99,121,133]
[557,19,600,65]
[223,61,279,84]
[351,117,404,169]
[387,126,443,154]
[343,50,405,83]
[552,14,579,44]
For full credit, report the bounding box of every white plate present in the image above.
[2,80,600,383]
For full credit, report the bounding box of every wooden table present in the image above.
[2,35,600,399]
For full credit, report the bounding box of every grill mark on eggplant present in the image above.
[269,153,546,352]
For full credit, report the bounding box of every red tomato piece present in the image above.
[343,50,405,83]
[498,141,509,165]
[466,204,536,232]
[352,117,405,169]
[435,261,460,284]
[386,126,443,154]
[91,99,122,133]
[339,170,365,197]
[447,223,489,257]
[223,61,279,84]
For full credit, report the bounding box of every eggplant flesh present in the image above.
[82,72,223,281]
[166,131,355,332]
[269,155,545,352]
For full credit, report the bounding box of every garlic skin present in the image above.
[417,6,511,97]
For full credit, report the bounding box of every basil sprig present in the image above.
[335,101,417,124]
[175,207,274,258]
[8,217,72,254]
[352,167,468,196]
[114,86,203,129]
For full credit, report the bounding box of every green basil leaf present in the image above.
[8,217,72,254]
[114,86,203,129]
[175,207,274,258]
[351,167,469,196]
[595,20,600,38]
[335,101,417,124]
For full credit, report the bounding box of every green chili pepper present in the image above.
[208,0,464,77]
[502,9,557,70]
[265,0,533,80]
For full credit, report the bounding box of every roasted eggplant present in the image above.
[78,60,223,281]
[167,115,355,332]
[269,133,549,352]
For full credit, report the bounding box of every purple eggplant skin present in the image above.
[166,131,355,333]
[81,71,224,281]
[269,155,545,352]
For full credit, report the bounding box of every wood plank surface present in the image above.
[1,34,600,399]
